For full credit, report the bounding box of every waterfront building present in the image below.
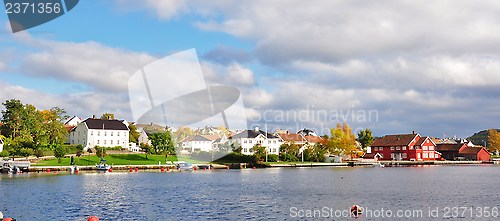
[179,134,221,152]
[436,141,490,161]
[369,132,441,161]
[229,127,283,155]
[68,117,130,151]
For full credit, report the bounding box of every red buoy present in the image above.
[253,166,256,169]
[129,168,133,172]
[135,167,139,172]
[4,217,13,221]
[88,216,100,221]
[46,169,50,173]
[161,168,165,172]
[108,168,112,172]
[167,168,170,172]
[193,167,197,171]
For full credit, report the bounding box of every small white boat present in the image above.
[96,158,111,172]
[176,162,194,171]
[378,163,385,168]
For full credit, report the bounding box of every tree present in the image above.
[95,146,106,158]
[75,144,84,157]
[488,129,500,155]
[357,128,374,150]
[100,113,115,120]
[149,132,174,154]
[128,124,140,143]
[53,144,67,163]
[326,123,357,158]
[40,107,68,145]
[279,143,299,162]
[252,144,266,162]
[0,99,25,139]
[140,143,153,159]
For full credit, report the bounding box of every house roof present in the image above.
[64,116,82,125]
[304,135,324,143]
[371,134,418,147]
[415,136,434,146]
[279,133,305,142]
[436,143,466,151]
[83,118,129,130]
[180,134,220,142]
[459,146,485,155]
[230,129,278,139]
[363,152,382,159]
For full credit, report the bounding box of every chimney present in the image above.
[107,116,111,120]
[92,115,96,119]
[150,122,153,126]
[412,130,416,135]
[254,126,259,131]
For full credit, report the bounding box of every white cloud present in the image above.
[21,40,155,92]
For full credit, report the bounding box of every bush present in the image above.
[34,148,45,158]
[0,151,9,158]
[214,152,257,164]
[267,154,279,162]
[53,145,67,163]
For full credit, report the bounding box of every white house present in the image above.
[229,127,283,155]
[65,116,83,127]
[180,134,220,152]
[0,138,3,153]
[138,130,151,146]
[68,118,130,151]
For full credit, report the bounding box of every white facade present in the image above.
[180,135,219,152]
[68,119,130,151]
[230,129,283,155]
[138,130,151,145]
[128,142,140,152]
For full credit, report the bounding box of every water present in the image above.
[0,165,499,220]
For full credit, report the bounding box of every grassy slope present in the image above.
[34,154,206,166]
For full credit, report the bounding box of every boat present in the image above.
[1,160,29,174]
[378,163,385,168]
[176,162,194,171]
[96,158,111,172]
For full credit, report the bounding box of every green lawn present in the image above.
[34,154,207,166]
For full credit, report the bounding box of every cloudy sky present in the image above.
[1,0,500,138]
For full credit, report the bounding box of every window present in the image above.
[268,140,271,144]
[97,140,100,144]
[402,153,407,158]
[390,146,394,150]
[429,146,434,150]
[423,152,428,158]
[410,146,414,150]
[244,140,247,144]
[117,132,120,137]
[423,146,428,150]
[111,132,113,136]
[104,140,107,145]
[117,140,120,145]
[273,140,276,144]
[98,131,100,136]
[104,132,107,136]
[379,147,383,151]
[374,147,378,151]
[402,146,406,150]
[396,146,401,150]
[124,132,126,136]
[111,140,113,145]
[429,152,435,159]
[91,131,93,136]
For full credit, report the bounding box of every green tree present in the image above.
[128,123,140,143]
[279,143,299,162]
[252,144,266,162]
[75,144,84,157]
[140,143,153,159]
[357,128,374,150]
[149,132,174,154]
[95,146,106,158]
[0,99,25,139]
[53,144,67,163]
[488,129,500,155]
[40,107,69,145]
[100,113,115,120]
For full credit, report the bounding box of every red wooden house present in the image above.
[369,132,441,161]
[436,142,491,161]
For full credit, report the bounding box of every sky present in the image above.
[1,0,500,138]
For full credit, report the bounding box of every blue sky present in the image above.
[1,0,500,138]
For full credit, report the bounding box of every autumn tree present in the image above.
[252,144,266,162]
[488,129,500,155]
[100,113,115,120]
[326,123,357,158]
[357,128,374,150]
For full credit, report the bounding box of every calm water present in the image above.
[0,165,499,220]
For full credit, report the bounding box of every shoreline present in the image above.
[22,160,497,172]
